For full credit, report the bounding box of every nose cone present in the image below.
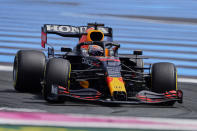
[106,77,126,96]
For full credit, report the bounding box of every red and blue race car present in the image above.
[13,23,183,106]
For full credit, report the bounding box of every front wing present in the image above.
[51,85,183,105]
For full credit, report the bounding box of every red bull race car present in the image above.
[13,23,183,106]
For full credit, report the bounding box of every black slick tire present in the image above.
[43,58,71,103]
[13,50,46,92]
[151,62,177,105]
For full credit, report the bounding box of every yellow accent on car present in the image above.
[105,48,109,57]
[67,64,71,91]
[80,81,89,88]
[107,77,126,96]
[13,55,18,87]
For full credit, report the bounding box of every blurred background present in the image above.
[1,0,197,77]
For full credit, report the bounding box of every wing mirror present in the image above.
[133,50,143,55]
[61,47,72,52]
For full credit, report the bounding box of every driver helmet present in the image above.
[88,45,103,56]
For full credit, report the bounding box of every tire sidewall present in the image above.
[43,58,71,102]
[151,62,177,93]
[13,50,46,92]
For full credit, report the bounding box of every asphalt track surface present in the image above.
[0,69,197,119]
[1,0,197,122]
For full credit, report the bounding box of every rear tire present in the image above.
[13,50,46,92]
[43,58,71,103]
[151,62,177,106]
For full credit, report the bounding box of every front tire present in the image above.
[13,50,46,92]
[43,58,71,103]
[151,62,177,105]
[152,62,177,93]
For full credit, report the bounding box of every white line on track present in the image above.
[0,107,46,113]
[0,65,13,71]
[1,65,197,83]
[178,77,197,84]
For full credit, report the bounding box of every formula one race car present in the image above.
[13,23,183,106]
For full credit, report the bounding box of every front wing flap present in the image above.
[135,90,183,104]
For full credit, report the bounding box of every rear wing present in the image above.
[41,24,113,48]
